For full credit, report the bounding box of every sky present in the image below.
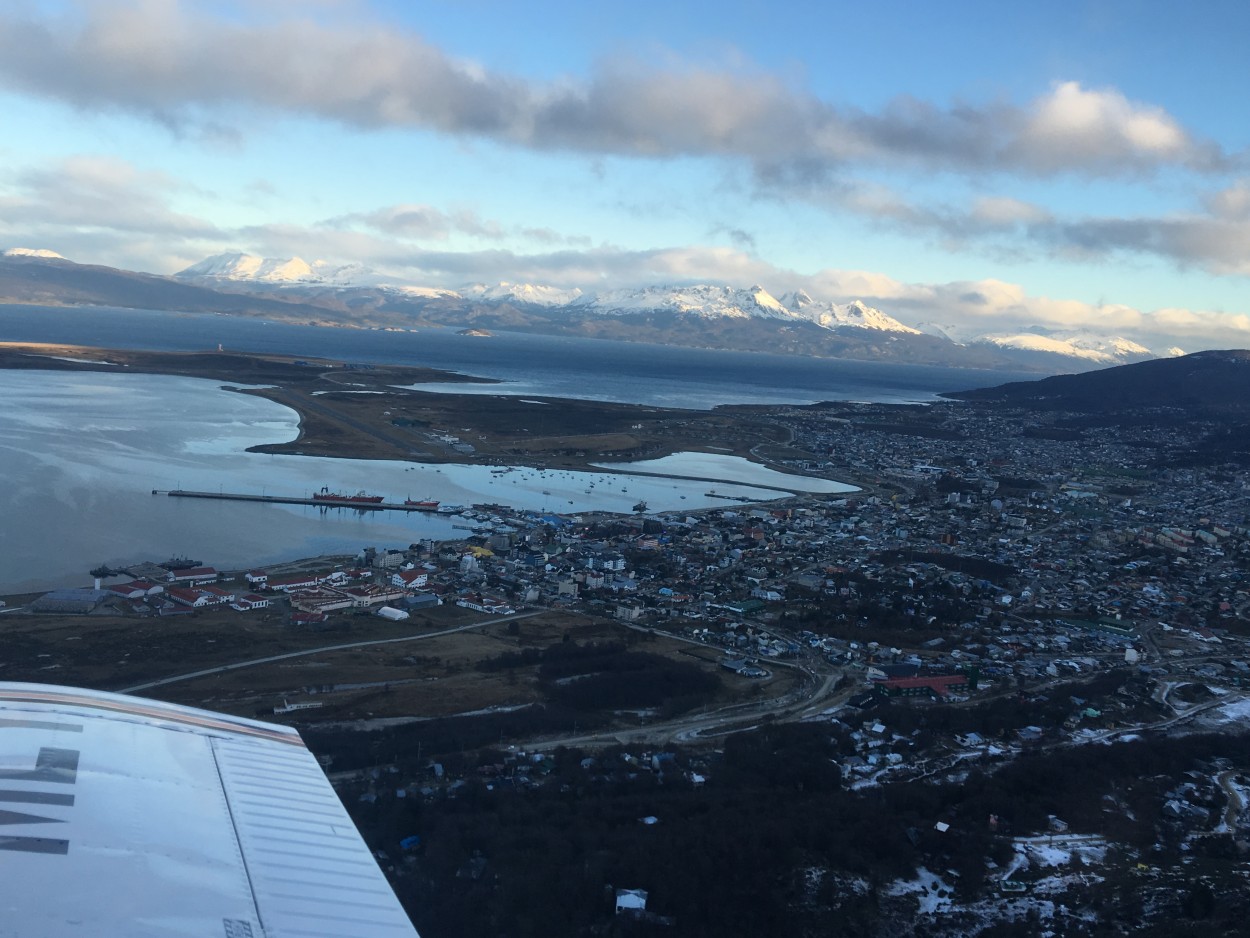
[1,0,1248,352]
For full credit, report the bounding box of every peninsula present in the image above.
[0,342,803,472]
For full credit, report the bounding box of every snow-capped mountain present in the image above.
[581,284,796,320]
[166,252,1180,371]
[783,291,920,334]
[176,252,388,287]
[972,331,1154,366]
[3,247,64,259]
[387,284,463,300]
[460,282,583,307]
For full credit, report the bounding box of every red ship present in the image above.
[313,487,385,505]
[404,498,440,510]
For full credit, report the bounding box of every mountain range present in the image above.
[0,249,1180,372]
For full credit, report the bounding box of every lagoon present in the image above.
[594,452,858,494]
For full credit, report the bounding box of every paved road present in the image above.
[119,610,543,694]
[1217,769,1246,830]
[525,640,848,750]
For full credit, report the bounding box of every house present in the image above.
[244,570,269,586]
[405,592,442,609]
[197,585,236,605]
[615,889,648,915]
[31,589,109,615]
[166,587,211,608]
[106,579,164,600]
[391,570,429,590]
[874,674,970,698]
[231,593,271,612]
[267,573,323,592]
[456,593,514,615]
[167,566,218,585]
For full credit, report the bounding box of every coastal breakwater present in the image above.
[154,490,443,513]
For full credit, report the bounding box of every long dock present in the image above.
[153,490,442,513]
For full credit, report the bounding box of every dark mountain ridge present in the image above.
[943,350,1250,413]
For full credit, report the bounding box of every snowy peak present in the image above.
[782,289,816,310]
[461,282,585,307]
[176,252,389,287]
[178,252,312,283]
[786,295,921,334]
[3,247,64,259]
[584,284,798,321]
[387,284,462,300]
[974,331,1154,366]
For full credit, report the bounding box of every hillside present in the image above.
[943,349,1250,412]
[0,253,338,321]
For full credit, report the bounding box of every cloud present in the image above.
[0,155,220,237]
[1009,81,1219,174]
[1206,179,1250,220]
[809,179,1250,276]
[324,202,591,248]
[3,151,1244,352]
[225,230,1243,350]
[1041,215,1250,275]
[0,2,1233,179]
[0,154,227,269]
[373,243,1250,349]
[329,204,496,240]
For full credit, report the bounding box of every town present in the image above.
[4,393,1249,936]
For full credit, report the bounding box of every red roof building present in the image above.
[874,674,970,698]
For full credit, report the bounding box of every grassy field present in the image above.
[0,603,794,740]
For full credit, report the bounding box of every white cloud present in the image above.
[0,2,1233,180]
[970,196,1052,226]
[3,151,1246,353]
[1012,81,1208,173]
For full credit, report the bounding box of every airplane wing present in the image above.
[0,682,419,937]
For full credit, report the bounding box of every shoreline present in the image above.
[0,342,861,488]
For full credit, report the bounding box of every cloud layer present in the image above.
[2,149,1247,353]
[0,2,1233,179]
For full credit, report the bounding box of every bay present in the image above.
[0,304,1034,408]
[0,305,1031,593]
[0,371,790,593]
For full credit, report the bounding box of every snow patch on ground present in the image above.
[886,867,954,914]
[1209,698,1250,722]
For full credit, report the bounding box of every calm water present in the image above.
[0,304,1035,408]
[0,306,1033,592]
[0,371,791,593]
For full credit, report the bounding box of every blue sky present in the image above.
[1,0,1248,350]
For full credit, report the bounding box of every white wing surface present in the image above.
[0,682,418,937]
